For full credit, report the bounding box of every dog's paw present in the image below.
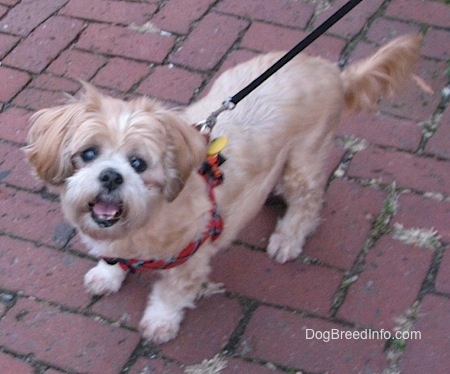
[139,304,182,344]
[139,316,180,345]
[267,232,303,263]
[84,260,127,296]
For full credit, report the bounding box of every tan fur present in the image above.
[25,35,422,344]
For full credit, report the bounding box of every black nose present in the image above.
[99,168,123,192]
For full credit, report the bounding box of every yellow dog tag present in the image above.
[207,136,228,156]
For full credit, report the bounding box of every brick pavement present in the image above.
[0,1,449,373]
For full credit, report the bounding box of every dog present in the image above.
[25,34,422,344]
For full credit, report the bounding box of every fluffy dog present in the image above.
[25,35,422,344]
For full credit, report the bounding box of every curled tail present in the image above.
[341,34,423,112]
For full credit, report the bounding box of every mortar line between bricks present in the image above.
[221,296,258,355]
[339,0,391,65]
[1,290,140,335]
[0,0,69,40]
[418,244,446,298]
[236,355,321,374]
[0,230,97,264]
[329,187,399,317]
[119,338,160,374]
[382,14,450,31]
[187,17,253,103]
[0,344,78,374]
[417,87,450,155]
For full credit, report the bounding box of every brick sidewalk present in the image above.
[0,0,449,373]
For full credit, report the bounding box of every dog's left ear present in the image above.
[156,110,206,201]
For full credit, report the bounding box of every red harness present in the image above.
[101,155,224,273]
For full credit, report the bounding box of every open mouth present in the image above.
[88,196,123,228]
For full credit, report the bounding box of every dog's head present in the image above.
[24,83,206,240]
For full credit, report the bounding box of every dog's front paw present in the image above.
[84,260,127,296]
[139,302,183,344]
[267,231,303,263]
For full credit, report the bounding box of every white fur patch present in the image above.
[84,260,127,295]
[184,354,228,374]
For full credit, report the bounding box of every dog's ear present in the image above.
[156,109,206,202]
[24,103,81,185]
[24,82,103,185]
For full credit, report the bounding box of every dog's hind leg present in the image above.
[267,149,327,263]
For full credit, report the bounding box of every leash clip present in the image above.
[195,98,235,135]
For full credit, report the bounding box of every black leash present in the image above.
[196,0,363,134]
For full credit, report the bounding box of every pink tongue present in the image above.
[93,201,120,217]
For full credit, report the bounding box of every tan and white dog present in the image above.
[25,35,422,344]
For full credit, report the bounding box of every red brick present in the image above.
[200,49,259,98]
[399,294,450,373]
[0,352,33,374]
[136,65,203,104]
[337,235,433,330]
[91,271,157,329]
[30,74,80,93]
[379,59,445,122]
[152,0,215,35]
[302,34,347,61]
[217,0,315,29]
[3,16,85,73]
[313,0,384,39]
[160,296,242,364]
[385,0,450,28]
[426,102,450,159]
[13,88,69,111]
[0,236,93,308]
[0,66,30,102]
[169,12,249,70]
[241,306,388,373]
[304,179,387,269]
[0,298,140,373]
[92,58,150,93]
[422,28,450,60]
[211,245,342,316]
[344,39,379,64]
[0,0,67,36]
[47,49,107,81]
[0,142,44,190]
[349,146,450,195]
[366,18,422,45]
[60,0,157,25]
[0,0,20,5]
[0,187,66,246]
[339,112,422,151]
[394,193,450,243]
[224,358,283,374]
[0,33,19,59]
[129,357,184,374]
[236,203,285,248]
[241,22,345,60]
[0,106,31,144]
[241,22,306,53]
[435,249,450,294]
[77,23,175,63]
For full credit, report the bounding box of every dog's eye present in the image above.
[130,156,147,173]
[80,147,99,162]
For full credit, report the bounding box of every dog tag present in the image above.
[207,136,228,156]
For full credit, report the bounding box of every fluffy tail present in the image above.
[341,34,423,112]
